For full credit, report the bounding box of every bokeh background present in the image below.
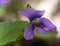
[0,0,60,46]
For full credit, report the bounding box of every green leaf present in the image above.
[0,21,28,45]
[34,30,57,39]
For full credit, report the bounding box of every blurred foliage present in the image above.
[0,0,26,17]
[34,30,57,39]
[7,0,25,16]
[0,5,6,17]
[0,21,28,46]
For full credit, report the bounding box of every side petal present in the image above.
[40,18,57,31]
[36,26,44,33]
[24,22,35,40]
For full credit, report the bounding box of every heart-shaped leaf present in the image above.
[0,21,28,45]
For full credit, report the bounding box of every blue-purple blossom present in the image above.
[18,8,57,40]
[0,0,9,6]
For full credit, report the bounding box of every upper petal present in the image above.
[36,10,45,17]
[24,22,35,40]
[18,8,45,21]
[40,18,57,31]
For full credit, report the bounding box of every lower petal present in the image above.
[36,26,44,34]
[24,30,34,40]
[24,22,35,40]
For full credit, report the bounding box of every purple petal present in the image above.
[0,0,9,6]
[36,10,45,17]
[36,26,44,33]
[24,22,35,40]
[40,18,57,31]
[18,8,45,21]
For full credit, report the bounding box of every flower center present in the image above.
[32,18,40,24]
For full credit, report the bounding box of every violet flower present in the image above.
[0,0,9,6]
[18,8,57,40]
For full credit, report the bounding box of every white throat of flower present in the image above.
[32,18,40,24]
